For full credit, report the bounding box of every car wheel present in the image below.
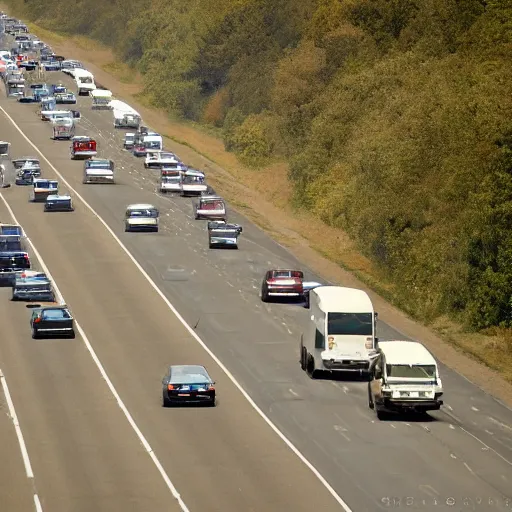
[162,392,172,408]
[368,384,375,409]
[31,328,38,339]
[69,330,76,339]
[209,243,213,249]
[300,344,307,371]
[306,353,316,379]
[261,286,269,302]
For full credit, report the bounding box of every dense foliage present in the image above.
[9,0,512,328]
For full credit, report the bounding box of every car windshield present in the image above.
[128,209,158,218]
[0,241,22,251]
[42,308,71,320]
[1,227,22,235]
[211,230,237,237]
[146,141,160,149]
[170,366,210,384]
[79,77,92,83]
[162,176,179,183]
[327,312,373,336]
[200,200,224,210]
[35,181,57,189]
[272,271,294,279]
[386,364,436,379]
[87,161,110,168]
[183,175,203,184]
[160,153,174,159]
[19,282,51,290]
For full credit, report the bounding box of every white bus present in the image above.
[300,286,378,378]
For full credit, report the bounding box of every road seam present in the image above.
[0,192,190,512]
[0,368,43,511]
[0,104,353,510]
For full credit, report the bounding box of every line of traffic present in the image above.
[0,190,191,512]
[0,104,353,510]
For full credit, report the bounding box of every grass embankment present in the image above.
[12,9,512,387]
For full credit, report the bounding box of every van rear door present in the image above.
[325,312,374,358]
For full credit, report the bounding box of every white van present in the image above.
[142,133,163,150]
[74,69,96,96]
[368,340,444,419]
[300,286,378,378]
[91,89,112,109]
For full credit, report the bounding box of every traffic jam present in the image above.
[0,13,445,418]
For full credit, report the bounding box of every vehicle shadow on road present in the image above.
[264,297,308,308]
[376,411,440,423]
[314,370,371,383]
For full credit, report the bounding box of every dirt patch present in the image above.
[25,26,512,406]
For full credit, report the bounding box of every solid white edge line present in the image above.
[34,494,43,512]
[0,105,353,511]
[0,369,35,479]
[0,193,190,512]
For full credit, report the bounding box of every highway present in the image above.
[0,65,511,511]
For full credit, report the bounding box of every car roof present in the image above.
[312,286,373,313]
[378,340,437,366]
[210,223,239,230]
[126,203,157,210]
[33,178,58,184]
[169,365,210,376]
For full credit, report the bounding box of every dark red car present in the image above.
[133,143,146,157]
[261,269,304,302]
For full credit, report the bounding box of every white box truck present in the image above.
[300,286,378,378]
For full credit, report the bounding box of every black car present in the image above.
[162,365,216,407]
[0,251,31,285]
[30,305,75,339]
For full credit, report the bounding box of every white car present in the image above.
[124,204,159,232]
[144,150,179,169]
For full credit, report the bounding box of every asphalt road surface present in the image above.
[0,67,511,512]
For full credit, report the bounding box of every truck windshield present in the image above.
[386,365,436,379]
[327,312,373,336]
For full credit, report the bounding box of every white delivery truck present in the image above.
[300,286,378,378]
[74,68,96,96]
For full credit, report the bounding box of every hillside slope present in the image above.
[6,0,512,330]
